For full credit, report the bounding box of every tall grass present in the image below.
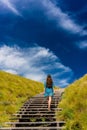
[0,71,44,127]
[56,74,87,130]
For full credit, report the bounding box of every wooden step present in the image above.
[16,111,61,114]
[10,116,57,121]
[5,121,65,128]
[16,111,55,114]
[28,97,60,100]
[13,113,55,117]
[22,103,58,105]
[21,106,58,108]
[23,100,60,104]
[18,118,56,122]
[21,106,57,108]
[6,121,65,125]
[13,115,55,119]
[0,126,65,130]
[28,97,61,100]
[16,110,61,114]
[23,103,57,105]
[19,107,62,111]
[27,96,59,99]
[24,102,58,104]
[17,108,62,113]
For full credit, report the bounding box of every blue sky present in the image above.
[0,0,87,87]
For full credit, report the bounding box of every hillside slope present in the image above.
[57,74,87,130]
[0,71,44,127]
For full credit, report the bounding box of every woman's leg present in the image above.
[48,96,52,110]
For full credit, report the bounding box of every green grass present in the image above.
[0,71,44,127]
[56,74,87,130]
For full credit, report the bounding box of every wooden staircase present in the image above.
[0,90,65,130]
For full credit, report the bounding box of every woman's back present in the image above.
[46,74,53,88]
[44,75,54,97]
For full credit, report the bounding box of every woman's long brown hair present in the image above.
[46,75,53,88]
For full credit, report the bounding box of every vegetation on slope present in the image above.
[0,71,44,127]
[56,74,87,130]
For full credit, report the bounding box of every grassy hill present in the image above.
[0,71,44,127]
[56,74,87,130]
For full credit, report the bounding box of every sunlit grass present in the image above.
[56,74,87,130]
[0,71,44,127]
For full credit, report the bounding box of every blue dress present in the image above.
[44,83,54,97]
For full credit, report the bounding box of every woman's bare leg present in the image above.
[48,96,52,110]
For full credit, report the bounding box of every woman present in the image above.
[44,74,54,111]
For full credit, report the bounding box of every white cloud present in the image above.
[41,0,87,35]
[0,45,73,87]
[0,0,22,16]
[25,73,46,82]
[0,45,26,69]
[77,41,87,49]
[2,69,18,74]
[56,79,70,87]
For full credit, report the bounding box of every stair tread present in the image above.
[14,113,55,116]
[0,126,65,130]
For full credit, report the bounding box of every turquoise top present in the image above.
[44,82,54,97]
